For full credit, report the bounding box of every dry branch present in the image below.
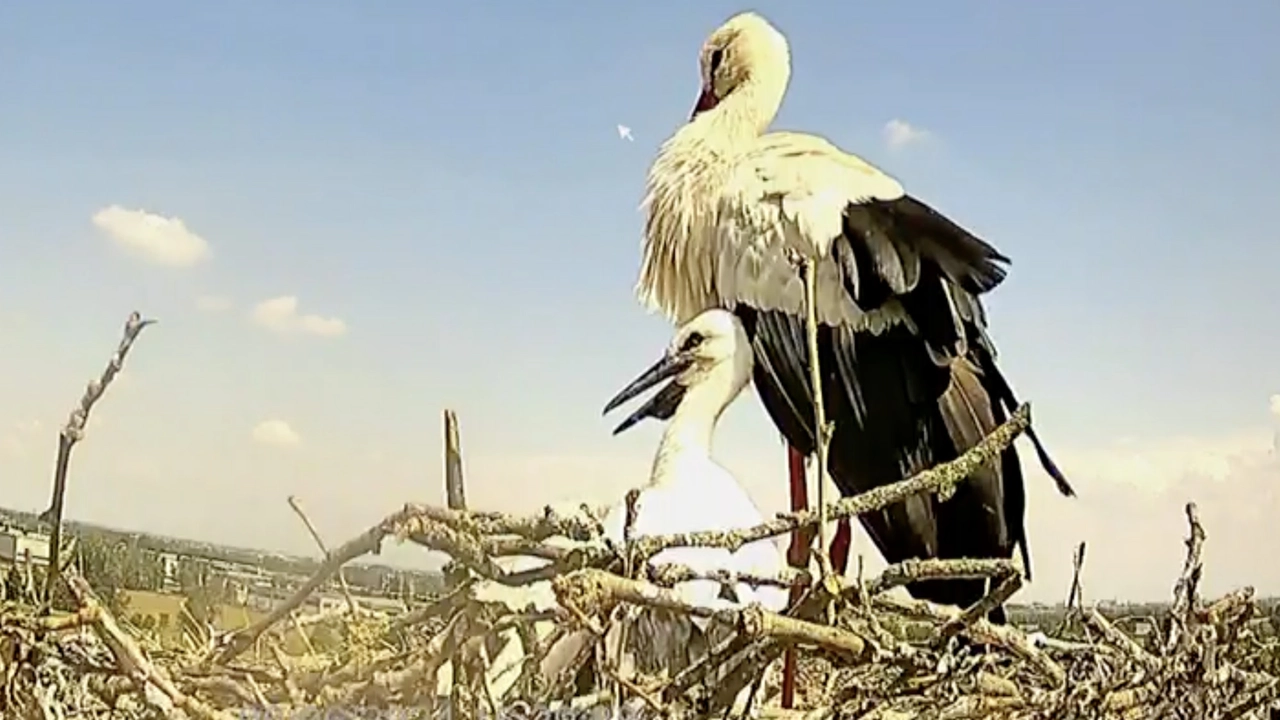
[287,495,359,617]
[629,403,1031,563]
[40,311,156,605]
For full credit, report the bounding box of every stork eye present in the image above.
[709,49,724,73]
[680,332,706,352]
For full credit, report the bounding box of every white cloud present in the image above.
[196,295,232,313]
[250,296,347,338]
[92,205,212,267]
[1270,394,1280,419]
[1020,423,1280,602]
[252,419,301,448]
[883,119,931,150]
[1056,428,1276,496]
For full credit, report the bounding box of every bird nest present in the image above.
[4,475,1279,719]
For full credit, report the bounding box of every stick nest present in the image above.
[4,493,1279,719]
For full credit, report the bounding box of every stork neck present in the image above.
[696,77,785,143]
[648,370,745,486]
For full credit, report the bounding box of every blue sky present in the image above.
[1,0,1278,601]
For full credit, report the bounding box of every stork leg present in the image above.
[781,443,857,709]
[780,444,810,710]
[829,518,852,576]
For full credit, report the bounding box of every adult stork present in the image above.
[638,11,1074,626]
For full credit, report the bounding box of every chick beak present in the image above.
[602,352,694,435]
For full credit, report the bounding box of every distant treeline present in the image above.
[1009,597,1280,637]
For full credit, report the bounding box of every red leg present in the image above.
[781,444,810,710]
[785,445,813,568]
[829,518,853,577]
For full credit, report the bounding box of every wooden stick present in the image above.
[443,409,468,510]
[629,404,1032,562]
[800,256,835,587]
[287,495,359,617]
[41,311,155,606]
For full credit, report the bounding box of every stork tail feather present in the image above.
[976,347,1076,498]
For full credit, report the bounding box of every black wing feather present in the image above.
[742,308,941,565]
[736,192,1069,620]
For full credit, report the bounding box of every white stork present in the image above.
[637,10,1075,630]
[601,308,788,679]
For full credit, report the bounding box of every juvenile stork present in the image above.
[601,308,788,679]
[638,11,1074,623]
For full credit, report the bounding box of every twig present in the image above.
[390,577,477,632]
[874,594,1066,688]
[41,311,156,605]
[1082,607,1159,673]
[553,570,871,661]
[287,495,359,618]
[936,572,1023,642]
[797,255,835,589]
[630,404,1031,562]
[648,563,807,591]
[1066,541,1087,613]
[863,558,1018,598]
[207,505,422,664]
[399,502,605,543]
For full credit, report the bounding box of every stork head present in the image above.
[692,12,792,120]
[602,309,753,435]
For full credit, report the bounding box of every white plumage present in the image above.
[649,135,917,334]
[601,308,788,676]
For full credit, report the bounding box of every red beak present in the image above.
[691,87,719,119]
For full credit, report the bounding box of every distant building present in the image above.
[0,526,51,567]
[359,594,408,615]
[158,551,180,589]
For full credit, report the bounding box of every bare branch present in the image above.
[629,404,1031,562]
[287,495,359,617]
[41,311,156,606]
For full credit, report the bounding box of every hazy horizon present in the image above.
[2,0,1278,604]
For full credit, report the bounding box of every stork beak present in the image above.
[691,87,719,119]
[602,352,694,435]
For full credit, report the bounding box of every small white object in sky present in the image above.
[249,295,348,338]
[253,419,301,447]
[617,124,634,142]
[882,119,931,150]
[1270,393,1280,419]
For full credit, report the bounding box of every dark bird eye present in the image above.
[680,332,706,352]
[709,49,724,72]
